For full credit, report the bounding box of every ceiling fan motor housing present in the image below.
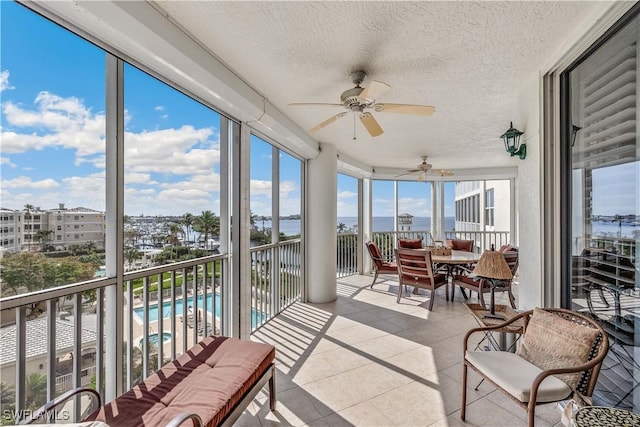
[341,87,365,108]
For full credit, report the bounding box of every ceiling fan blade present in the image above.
[359,80,391,101]
[374,103,436,116]
[308,112,347,133]
[359,112,384,137]
[432,169,454,177]
[394,171,416,178]
[289,102,344,107]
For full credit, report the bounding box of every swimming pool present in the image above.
[133,294,266,328]
[138,332,172,347]
[133,294,220,322]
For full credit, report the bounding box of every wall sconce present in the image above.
[500,122,526,160]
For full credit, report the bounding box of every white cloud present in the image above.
[2,90,225,215]
[0,157,16,168]
[2,92,105,156]
[2,176,59,189]
[337,190,357,199]
[0,70,14,92]
[250,179,272,196]
[125,172,156,185]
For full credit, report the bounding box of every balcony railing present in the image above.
[444,230,512,253]
[337,233,358,278]
[249,239,302,330]
[371,231,434,261]
[0,253,235,423]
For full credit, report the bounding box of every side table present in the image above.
[465,303,524,352]
[465,303,524,390]
[573,406,640,426]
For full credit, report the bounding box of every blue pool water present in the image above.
[140,332,172,346]
[133,294,266,328]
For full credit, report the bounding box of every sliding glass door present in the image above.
[562,8,640,410]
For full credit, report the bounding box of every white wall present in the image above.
[516,73,543,309]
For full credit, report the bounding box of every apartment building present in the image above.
[47,204,106,250]
[455,180,512,233]
[0,208,20,256]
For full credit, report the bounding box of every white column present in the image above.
[360,178,372,274]
[307,143,337,303]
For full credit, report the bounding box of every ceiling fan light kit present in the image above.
[290,71,435,138]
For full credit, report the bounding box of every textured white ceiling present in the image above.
[154,1,601,173]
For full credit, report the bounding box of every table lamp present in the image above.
[472,250,513,320]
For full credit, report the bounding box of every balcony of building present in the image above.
[1,1,639,426]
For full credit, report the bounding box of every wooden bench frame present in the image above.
[21,356,276,426]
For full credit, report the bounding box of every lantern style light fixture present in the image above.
[500,122,526,160]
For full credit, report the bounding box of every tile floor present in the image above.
[237,275,566,426]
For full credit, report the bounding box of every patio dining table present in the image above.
[431,249,482,301]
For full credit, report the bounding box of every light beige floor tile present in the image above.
[326,322,391,344]
[334,400,396,426]
[369,380,449,426]
[292,346,372,385]
[302,362,412,412]
[244,274,533,427]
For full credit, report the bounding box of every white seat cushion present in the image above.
[465,351,572,403]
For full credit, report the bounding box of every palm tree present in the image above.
[25,372,47,410]
[124,248,140,269]
[24,204,34,251]
[34,229,54,252]
[166,223,183,260]
[194,211,220,249]
[337,222,347,233]
[181,213,194,245]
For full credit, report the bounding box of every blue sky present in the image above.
[0,1,460,219]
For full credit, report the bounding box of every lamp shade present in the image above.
[472,250,512,280]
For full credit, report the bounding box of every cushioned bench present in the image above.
[23,336,276,426]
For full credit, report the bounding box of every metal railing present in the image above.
[55,366,96,393]
[581,235,636,261]
[249,239,302,331]
[337,233,358,278]
[368,230,511,263]
[371,231,434,261]
[0,253,227,423]
[444,230,511,253]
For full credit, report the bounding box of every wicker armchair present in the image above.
[462,308,609,427]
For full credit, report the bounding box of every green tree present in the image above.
[25,373,47,410]
[34,229,54,252]
[0,252,46,296]
[337,222,347,233]
[0,382,16,425]
[0,252,95,300]
[124,248,140,269]
[193,211,220,249]
[181,213,194,245]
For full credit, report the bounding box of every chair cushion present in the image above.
[465,351,572,403]
[398,238,423,249]
[447,239,474,252]
[367,242,383,264]
[516,308,600,389]
[498,245,518,253]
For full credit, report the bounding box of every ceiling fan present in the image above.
[289,70,435,138]
[395,156,454,181]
